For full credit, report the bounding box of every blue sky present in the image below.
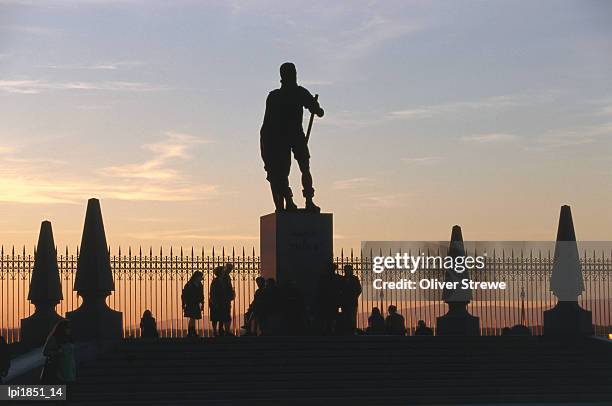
[1,0,611,250]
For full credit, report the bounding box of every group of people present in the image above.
[367,307,434,336]
[243,277,309,336]
[242,263,364,336]
[316,264,363,335]
[138,263,237,339]
[180,263,236,337]
[136,263,438,338]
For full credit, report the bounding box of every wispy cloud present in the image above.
[534,123,612,148]
[401,156,442,165]
[100,132,211,180]
[125,229,258,241]
[358,193,407,209]
[0,145,17,154]
[389,93,552,121]
[0,131,217,204]
[331,15,422,63]
[44,60,144,70]
[0,24,61,35]
[594,105,612,116]
[462,133,520,143]
[0,79,167,94]
[332,177,373,190]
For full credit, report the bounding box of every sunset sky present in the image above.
[1,0,611,252]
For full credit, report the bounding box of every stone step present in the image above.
[67,336,612,405]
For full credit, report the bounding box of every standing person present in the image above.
[140,310,159,338]
[222,263,236,335]
[0,336,10,383]
[340,265,362,334]
[210,266,233,336]
[41,320,76,385]
[260,62,325,212]
[182,271,204,338]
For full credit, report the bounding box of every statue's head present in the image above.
[280,62,297,86]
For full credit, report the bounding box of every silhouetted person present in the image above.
[385,305,406,336]
[0,336,9,383]
[367,307,385,334]
[222,263,236,334]
[507,324,531,336]
[140,310,159,338]
[244,276,266,335]
[340,265,362,334]
[316,263,342,335]
[41,320,76,385]
[414,320,433,336]
[210,267,229,336]
[182,271,204,337]
[260,62,324,212]
[260,278,283,335]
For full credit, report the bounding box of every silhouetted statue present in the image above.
[260,278,283,335]
[339,265,362,335]
[140,310,159,338]
[260,62,324,212]
[366,307,385,334]
[385,305,406,335]
[66,198,122,341]
[436,225,480,336]
[414,320,433,336]
[21,221,63,347]
[0,336,9,383]
[41,320,76,385]
[544,205,594,336]
[316,263,342,335]
[182,271,204,338]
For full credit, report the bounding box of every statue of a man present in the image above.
[260,62,324,212]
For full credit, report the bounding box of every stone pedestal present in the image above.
[66,297,123,341]
[543,301,593,336]
[20,308,63,347]
[436,303,480,336]
[260,211,333,310]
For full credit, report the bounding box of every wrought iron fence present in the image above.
[1,246,611,343]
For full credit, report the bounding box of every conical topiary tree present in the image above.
[436,225,480,336]
[66,198,122,340]
[544,205,593,336]
[20,221,63,346]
